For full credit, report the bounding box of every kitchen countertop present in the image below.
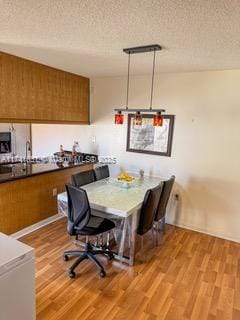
[0,161,95,184]
[0,232,34,271]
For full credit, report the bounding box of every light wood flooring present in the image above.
[20,218,240,320]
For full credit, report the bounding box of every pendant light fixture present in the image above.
[133,111,142,126]
[153,112,163,126]
[115,110,124,124]
[114,44,166,126]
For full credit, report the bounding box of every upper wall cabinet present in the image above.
[0,52,89,124]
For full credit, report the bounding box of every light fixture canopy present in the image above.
[123,44,162,54]
[114,44,166,125]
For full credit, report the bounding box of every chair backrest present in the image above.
[137,183,163,235]
[94,165,110,181]
[155,175,175,221]
[72,170,95,187]
[66,184,91,235]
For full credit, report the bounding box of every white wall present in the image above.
[32,70,240,242]
[31,124,93,157]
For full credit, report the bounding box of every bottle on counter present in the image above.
[73,141,81,163]
[74,141,80,153]
[72,144,77,162]
[59,145,64,159]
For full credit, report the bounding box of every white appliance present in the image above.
[0,232,36,320]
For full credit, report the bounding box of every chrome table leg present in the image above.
[129,211,137,266]
[118,217,128,259]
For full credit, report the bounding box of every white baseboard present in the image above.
[167,219,240,244]
[10,212,240,244]
[11,214,64,239]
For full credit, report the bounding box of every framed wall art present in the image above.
[126,114,175,157]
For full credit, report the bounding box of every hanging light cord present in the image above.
[126,53,131,110]
[150,49,156,110]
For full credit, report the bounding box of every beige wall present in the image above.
[32,70,240,242]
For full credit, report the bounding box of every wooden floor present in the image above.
[20,218,240,320]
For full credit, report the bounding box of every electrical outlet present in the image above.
[53,188,58,197]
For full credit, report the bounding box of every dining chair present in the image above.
[137,183,163,249]
[72,169,95,187]
[94,165,110,181]
[63,184,115,278]
[154,175,175,242]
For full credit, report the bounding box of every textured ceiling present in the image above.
[1,0,240,77]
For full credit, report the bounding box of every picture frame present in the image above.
[126,114,175,157]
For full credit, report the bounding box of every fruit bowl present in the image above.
[116,173,136,188]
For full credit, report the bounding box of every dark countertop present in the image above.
[0,162,95,184]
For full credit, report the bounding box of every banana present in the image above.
[117,172,135,182]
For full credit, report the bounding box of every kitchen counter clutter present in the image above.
[0,161,96,184]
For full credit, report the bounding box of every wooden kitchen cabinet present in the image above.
[0,51,89,124]
[0,163,94,235]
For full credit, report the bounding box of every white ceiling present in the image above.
[1,0,240,77]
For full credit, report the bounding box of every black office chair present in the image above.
[94,165,110,181]
[63,184,115,278]
[137,183,163,248]
[154,175,175,237]
[72,169,95,187]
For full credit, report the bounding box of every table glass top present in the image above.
[84,176,162,216]
[58,176,162,217]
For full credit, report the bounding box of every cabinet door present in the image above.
[0,52,89,124]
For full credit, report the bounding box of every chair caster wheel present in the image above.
[63,255,69,261]
[68,271,76,279]
[99,270,106,278]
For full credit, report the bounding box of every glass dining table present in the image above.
[57,175,162,265]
